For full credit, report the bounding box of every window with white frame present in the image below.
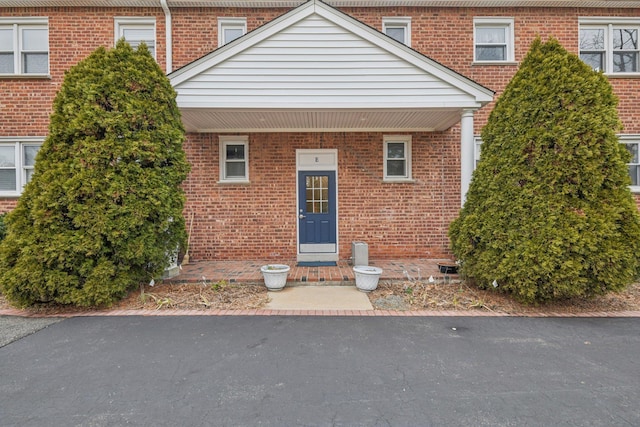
[383,135,412,181]
[382,17,411,46]
[0,139,42,195]
[473,18,515,63]
[580,19,640,74]
[219,136,249,182]
[620,136,640,190]
[218,18,247,47]
[0,18,49,75]
[115,18,156,58]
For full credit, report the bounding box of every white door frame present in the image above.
[296,149,339,262]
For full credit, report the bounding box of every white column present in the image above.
[460,109,475,206]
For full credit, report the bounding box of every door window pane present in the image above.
[305,176,329,214]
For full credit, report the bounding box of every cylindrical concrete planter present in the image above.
[353,266,383,292]
[260,264,290,291]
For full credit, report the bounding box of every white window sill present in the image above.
[217,180,250,185]
[629,186,640,194]
[472,61,518,66]
[0,74,51,79]
[383,178,415,183]
[0,192,21,198]
[605,73,640,79]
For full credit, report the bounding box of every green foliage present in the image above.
[449,37,640,304]
[0,40,190,307]
[0,213,7,242]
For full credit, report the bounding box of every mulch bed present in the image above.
[1,279,639,315]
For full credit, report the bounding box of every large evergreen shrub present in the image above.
[0,40,190,307]
[449,37,640,304]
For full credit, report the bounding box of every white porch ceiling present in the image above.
[3,0,640,8]
[181,108,464,132]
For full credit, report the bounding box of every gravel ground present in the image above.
[0,316,62,348]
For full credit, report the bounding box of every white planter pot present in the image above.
[260,264,290,291]
[353,266,383,292]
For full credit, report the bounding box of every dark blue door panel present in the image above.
[298,171,336,246]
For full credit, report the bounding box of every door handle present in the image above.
[299,214,306,219]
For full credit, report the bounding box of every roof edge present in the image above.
[2,0,640,8]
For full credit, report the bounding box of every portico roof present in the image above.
[169,0,494,132]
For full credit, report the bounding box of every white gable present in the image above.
[170,0,493,132]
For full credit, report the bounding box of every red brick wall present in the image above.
[182,131,460,261]
[2,4,640,258]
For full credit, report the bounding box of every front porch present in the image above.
[166,258,458,285]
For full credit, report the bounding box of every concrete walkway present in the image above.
[266,286,374,311]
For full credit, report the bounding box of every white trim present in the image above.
[383,135,412,182]
[217,17,247,47]
[473,17,515,63]
[218,135,249,183]
[114,17,157,59]
[382,16,411,47]
[460,109,475,205]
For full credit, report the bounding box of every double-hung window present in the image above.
[219,136,249,183]
[0,18,49,76]
[473,18,515,63]
[0,139,42,196]
[580,19,640,74]
[620,136,640,191]
[218,18,247,47]
[115,18,156,58]
[382,17,411,46]
[383,135,412,181]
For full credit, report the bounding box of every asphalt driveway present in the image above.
[1,315,638,426]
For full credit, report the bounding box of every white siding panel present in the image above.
[175,13,471,109]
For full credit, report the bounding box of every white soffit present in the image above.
[170,0,493,132]
[3,1,640,8]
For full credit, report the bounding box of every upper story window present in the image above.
[383,135,412,182]
[219,136,249,183]
[0,18,49,76]
[580,19,640,74]
[473,18,515,63]
[218,18,247,47]
[0,139,42,196]
[382,17,411,46]
[115,18,156,58]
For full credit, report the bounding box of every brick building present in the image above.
[1,0,639,263]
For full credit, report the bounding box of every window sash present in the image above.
[382,17,411,46]
[580,23,640,74]
[219,137,249,182]
[0,22,48,75]
[473,19,513,62]
[0,141,42,194]
[383,136,411,180]
[218,18,247,47]
[115,19,156,58]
